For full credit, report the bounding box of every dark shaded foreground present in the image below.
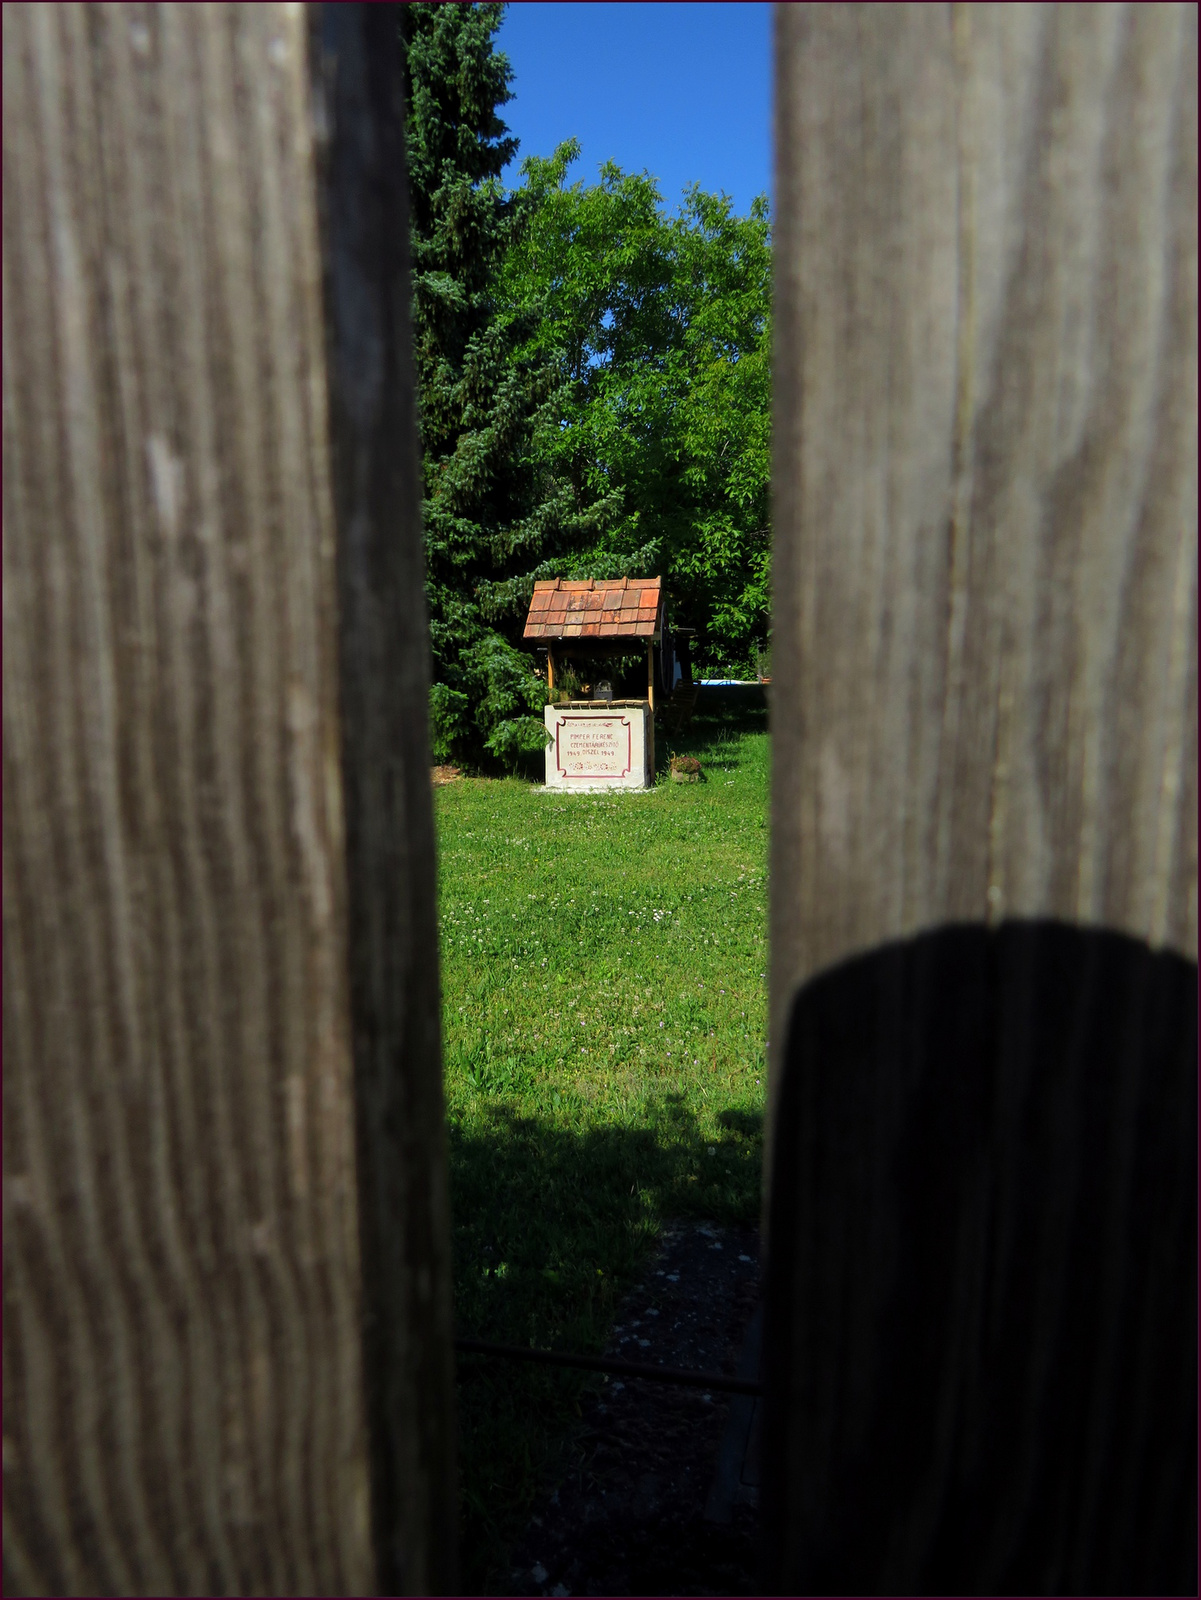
[764,920,1197,1597]
[483,1221,762,1597]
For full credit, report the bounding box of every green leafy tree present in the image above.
[402,11,772,767]
[498,145,772,674]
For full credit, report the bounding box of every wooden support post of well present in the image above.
[765,5,1197,1595]
[547,644,556,695]
[2,7,457,1594]
[646,641,655,711]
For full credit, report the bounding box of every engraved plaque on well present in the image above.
[543,703,652,790]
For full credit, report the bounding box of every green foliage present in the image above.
[403,5,773,771]
[435,712,769,1588]
[499,146,772,675]
[403,2,572,769]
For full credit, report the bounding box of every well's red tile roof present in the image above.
[523,577,663,641]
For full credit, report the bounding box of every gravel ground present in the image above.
[498,1221,762,1597]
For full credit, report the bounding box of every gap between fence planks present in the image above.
[3,5,455,1594]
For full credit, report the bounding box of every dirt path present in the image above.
[500,1221,762,1597]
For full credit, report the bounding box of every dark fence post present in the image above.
[767,4,1196,1592]
[3,5,455,1593]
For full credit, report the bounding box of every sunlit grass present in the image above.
[434,709,769,1588]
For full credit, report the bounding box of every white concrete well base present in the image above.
[543,701,654,790]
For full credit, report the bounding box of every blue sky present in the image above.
[496,2,772,218]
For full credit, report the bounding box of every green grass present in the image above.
[434,709,769,1590]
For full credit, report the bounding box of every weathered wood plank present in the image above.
[766,4,1197,1591]
[764,920,1197,1594]
[312,6,458,1594]
[770,0,1196,1037]
[2,5,454,1593]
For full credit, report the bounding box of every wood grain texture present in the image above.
[312,7,459,1595]
[3,5,454,1593]
[769,1,1197,1078]
[763,922,1196,1593]
[764,7,1198,1590]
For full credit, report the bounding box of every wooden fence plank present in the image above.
[313,6,458,1594]
[2,5,455,1593]
[766,5,1196,1592]
[770,0,1196,1045]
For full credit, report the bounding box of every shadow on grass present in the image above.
[658,705,768,772]
[448,1095,763,1590]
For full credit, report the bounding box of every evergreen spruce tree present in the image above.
[402,2,581,768]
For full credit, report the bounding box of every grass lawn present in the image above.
[434,708,769,1590]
